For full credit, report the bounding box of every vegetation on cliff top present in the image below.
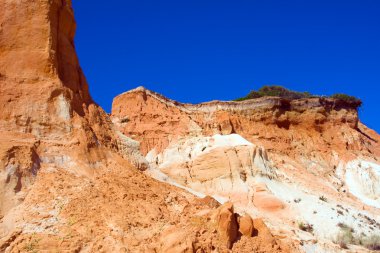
[235,85,362,108]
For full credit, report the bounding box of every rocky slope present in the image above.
[0,1,292,252]
[112,86,380,252]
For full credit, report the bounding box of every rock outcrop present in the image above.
[217,202,239,249]
[144,133,283,210]
[155,201,288,253]
[238,214,254,237]
[0,1,293,252]
[112,86,380,252]
[112,86,368,160]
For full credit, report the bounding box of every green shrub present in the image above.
[235,85,313,101]
[298,221,314,233]
[331,93,362,107]
[234,85,362,109]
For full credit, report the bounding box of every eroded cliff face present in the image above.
[0,0,116,219]
[0,0,109,138]
[112,86,380,252]
[0,1,293,252]
[112,87,372,160]
[112,86,379,175]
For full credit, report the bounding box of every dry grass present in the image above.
[362,235,380,251]
[334,224,380,251]
[298,222,313,233]
[335,227,354,249]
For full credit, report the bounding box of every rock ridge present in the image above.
[114,86,361,115]
[112,86,362,155]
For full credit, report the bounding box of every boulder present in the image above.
[217,202,238,249]
[238,215,254,237]
[252,218,276,244]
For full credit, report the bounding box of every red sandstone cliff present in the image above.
[112,86,380,252]
[112,86,379,162]
[0,1,292,252]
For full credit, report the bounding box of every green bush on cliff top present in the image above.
[235,85,313,101]
[330,93,362,107]
[235,85,362,108]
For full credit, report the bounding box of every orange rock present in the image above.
[111,86,380,253]
[238,215,254,237]
[112,86,380,172]
[217,202,238,249]
[253,192,285,212]
[2,0,379,252]
[196,195,221,208]
[252,218,276,245]
[0,1,294,253]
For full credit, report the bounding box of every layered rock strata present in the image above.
[112,86,380,252]
[0,1,291,252]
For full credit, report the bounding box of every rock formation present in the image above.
[112,86,380,252]
[0,0,115,223]
[217,202,238,249]
[238,214,254,237]
[0,1,292,252]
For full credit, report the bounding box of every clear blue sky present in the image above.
[73,0,380,132]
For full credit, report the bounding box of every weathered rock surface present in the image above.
[154,201,288,253]
[217,202,238,249]
[0,1,294,252]
[112,86,370,161]
[238,214,254,237]
[112,86,380,252]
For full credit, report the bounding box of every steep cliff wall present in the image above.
[112,86,377,165]
[0,2,292,252]
[0,0,117,221]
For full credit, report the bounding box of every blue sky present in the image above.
[73,0,380,132]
